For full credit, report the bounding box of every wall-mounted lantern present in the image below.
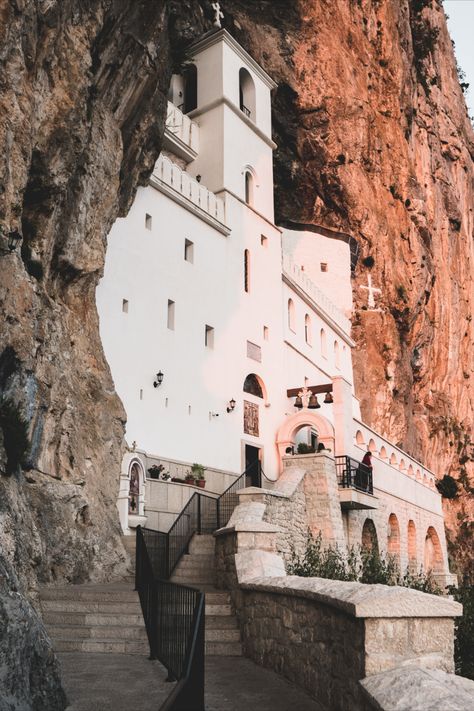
[153,371,164,388]
[226,398,236,413]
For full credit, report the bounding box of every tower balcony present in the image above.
[163,101,200,162]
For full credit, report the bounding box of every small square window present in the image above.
[145,213,152,230]
[320,262,328,272]
[167,300,175,330]
[205,325,214,349]
[263,326,269,340]
[185,238,194,263]
[122,299,129,313]
[261,235,268,247]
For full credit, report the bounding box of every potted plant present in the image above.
[191,463,206,488]
[297,443,315,455]
[185,471,196,485]
[147,464,170,480]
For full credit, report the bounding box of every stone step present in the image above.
[49,624,147,641]
[188,537,215,554]
[205,629,240,643]
[43,611,145,627]
[205,604,233,617]
[40,586,137,602]
[205,641,242,656]
[171,577,217,587]
[175,554,215,566]
[41,599,142,614]
[52,638,148,655]
[206,615,238,630]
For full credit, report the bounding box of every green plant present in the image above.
[0,398,30,475]
[362,256,375,268]
[297,442,315,455]
[436,474,459,499]
[190,463,205,480]
[448,578,474,679]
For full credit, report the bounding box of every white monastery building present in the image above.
[96,29,456,586]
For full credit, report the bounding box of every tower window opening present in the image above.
[320,328,327,357]
[288,299,296,332]
[244,249,250,292]
[185,238,194,263]
[205,325,214,349]
[145,214,152,230]
[244,171,254,205]
[305,314,312,345]
[261,235,268,247]
[122,299,129,313]
[239,67,256,119]
[183,64,197,114]
[167,300,175,330]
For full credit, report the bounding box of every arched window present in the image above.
[244,249,250,293]
[390,452,398,466]
[362,519,379,553]
[320,328,327,357]
[334,340,340,368]
[243,373,264,398]
[424,526,444,573]
[379,446,387,459]
[356,430,365,446]
[129,462,141,515]
[288,299,295,331]
[304,314,312,345]
[183,64,197,113]
[245,171,254,205]
[239,67,256,120]
[368,439,376,453]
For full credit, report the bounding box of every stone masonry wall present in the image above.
[262,486,307,565]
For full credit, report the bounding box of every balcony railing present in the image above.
[240,103,251,118]
[335,455,373,495]
[165,101,199,155]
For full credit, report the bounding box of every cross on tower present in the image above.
[360,274,382,309]
[212,1,224,28]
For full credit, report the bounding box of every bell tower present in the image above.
[170,29,277,222]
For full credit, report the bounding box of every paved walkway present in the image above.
[60,653,316,711]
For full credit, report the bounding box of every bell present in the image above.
[294,395,303,409]
[308,394,320,409]
[324,392,333,404]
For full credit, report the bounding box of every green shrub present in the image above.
[436,474,459,499]
[0,398,30,475]
[448,579,474,680]
[297,443,315,455]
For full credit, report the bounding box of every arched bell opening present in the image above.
[276,411,335,474]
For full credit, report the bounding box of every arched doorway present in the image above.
[407,520,417,572]
[243,374,266,486]
[128,462,141,515]
[362,518,379,553]
[424,526,444,573]
[276,411,335,473]
[387,513,401,564]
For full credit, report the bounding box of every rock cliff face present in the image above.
[222,0,473,577]
[0,0,473,705]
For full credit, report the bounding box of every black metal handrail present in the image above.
[136,526,205,711]
[335,455,373,495]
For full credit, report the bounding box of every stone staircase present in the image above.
[40,533,241,656]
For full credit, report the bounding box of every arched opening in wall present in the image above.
[368,438,376,453]
[362,519,379,554]
[390,453,398,466]
[239,67,256,119]
[356,430,365,446]
[276,411,335,473]
[128,462,141,515]
[183,64,197,113]
[244,170,254,205]
[408,464,414,477]
[244,249,250,293]
[379,446,387,460]
[243,373,265,399]
[288,299,296,332]
[424,526,444,573]
[320,328,327,357]
[416,469,422,481]
[407,520,417,573]
[423,474,428,486]
[334,340,340,369]
[387,513,401,564]
[399,459,406,472]
[305,314,312,345]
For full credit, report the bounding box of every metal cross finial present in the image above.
[212,1,224,28]
[360,274,382,309]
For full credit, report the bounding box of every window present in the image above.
[261,235,268,247]
[320,262,328,272]
[243,373,264,398]
[244,171,254,205]
[304,314,312,345]
[334,340,340,368]
[239,67,256,119]
[184,239,194,263]
[183,64,197,114]
[244,249,250,292]
[122,299,129,313]
[205,325,214,348]
[139,389,143,400]
[167,300,175,330]
[288,299,295,331]
[320,328,327,357]
[145,213,152,230]
[263,326,269,340]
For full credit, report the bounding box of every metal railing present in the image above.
[240,103,251,117]
[135,527,205,711]
[335,455,373,495]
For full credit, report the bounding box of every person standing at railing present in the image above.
[358,450,373,490]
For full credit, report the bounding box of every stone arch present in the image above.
[407,520,417,572]
[379,446,387,460]
[368,438,377,453]
[416,468,422,481]
[362,518,379,553]
[356,430,365,446]
[390,452,398,466]
[276,411,335,472]
[399,458,406,472]
[243,373,266,400]
[387,513,401,563]
[407,464,414,477]
[424,526,444,573]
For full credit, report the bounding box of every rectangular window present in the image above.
[185,239,194,263]
[320,262,328,272]
[145,213,152,230]
[263,326,269,340]
[261,235,268,247]
[205,325,214,349]
[139,389,143,400]
[167,300,175,330]
[122,299,129,313]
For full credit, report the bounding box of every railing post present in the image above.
[135,526,141,592]
[197,494,202,535]
[216,498,220,530]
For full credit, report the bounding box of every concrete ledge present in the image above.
[360,666,474,710]
[240,575,463,619]
[214,521,283,537]
[338,487,379,510]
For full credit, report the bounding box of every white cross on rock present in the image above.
[360,274,382,309]
[212,1,224,28]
